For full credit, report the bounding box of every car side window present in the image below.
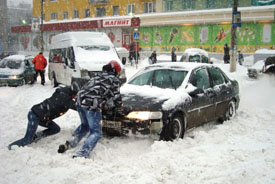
[208,67,225,86]
[201,55,209,63]
[49,49,65,64]
[190,68,210,90]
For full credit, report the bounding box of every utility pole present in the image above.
[40,0,44,52]
[230,0,238,72]
[0,0,8,55]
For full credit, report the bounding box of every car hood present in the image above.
[120,84,191,112]
[122,93,166,111]
[0,68,24,76]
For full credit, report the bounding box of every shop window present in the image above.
[96,7,106,17]
[144,2,156,13]
[51,12,58,20]
[127,4,135,14]
[85,9,90,18]
[73,10,79,18]
[113,6,119,16]
[63,11,68,19]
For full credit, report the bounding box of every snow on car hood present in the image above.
[0,67,24,76]
[249,60,265,70]
[74,46,122,71]
[121,84,191,111]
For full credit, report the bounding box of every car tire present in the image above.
[225,100,236,121]
[19,79,26,86]
[161,115,185,141]
[51,73,59,88]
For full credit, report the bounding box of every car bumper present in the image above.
[102,119,163,135]
[0,78,23,87]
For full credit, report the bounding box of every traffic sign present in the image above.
[133,31,140,42]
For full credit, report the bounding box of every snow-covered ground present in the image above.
[0,57,275,184]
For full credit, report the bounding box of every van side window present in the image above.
[67,47,75,69]
[49,49,65,63]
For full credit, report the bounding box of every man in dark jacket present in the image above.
[58,61,122,158]
[223,43,230,64]
[171,47,177,62]
[8,84,79,150]
[149,50,157,64]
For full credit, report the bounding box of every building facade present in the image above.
[10,0,275,54]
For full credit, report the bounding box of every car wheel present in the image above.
[19,79,26,86]
[51,73,59,88]
[161,115,185,141]
[225,100,236,121]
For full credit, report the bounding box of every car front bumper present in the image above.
[102,119,163,135]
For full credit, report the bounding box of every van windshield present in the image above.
[78,45,110,51]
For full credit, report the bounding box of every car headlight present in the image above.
[126,111,162,121]
[9,75,21,79]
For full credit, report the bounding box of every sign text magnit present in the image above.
[103,19,131,27]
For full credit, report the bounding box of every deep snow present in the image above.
[0,56,275,184]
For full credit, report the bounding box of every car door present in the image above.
[186,67,216,128]
[208,66,231,119]
[23,58,35,83]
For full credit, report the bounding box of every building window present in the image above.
[51,12,58,20]
[50,0,57,2]
[206,0,215,9]
[113,6,119,16]
[182,0,196,10]
[144,2,156,13]
[73,10,79,18]
[96,7,106,17]
[165,1,173,12]
[88,0,95,4]
[63,11,68,19]
[127,4,135,14]
[85,9,90,17]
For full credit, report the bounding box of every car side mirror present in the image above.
[189,88,204,97]
[24,60,30,66]
[122,57,126,65]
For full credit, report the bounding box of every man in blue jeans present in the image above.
[58,61,123,158]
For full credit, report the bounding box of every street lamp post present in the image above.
[40,0,44,52]
[230,0,238,72]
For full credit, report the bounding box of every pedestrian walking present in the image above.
[223,44,230,64]
[171,47,177,62]
[149,50,157,64]
[32,52,47,85]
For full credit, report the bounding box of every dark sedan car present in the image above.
[102,62,240,141]
[0,55,35,86]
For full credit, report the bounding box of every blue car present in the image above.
[0,55,35,87]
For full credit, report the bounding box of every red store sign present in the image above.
[103,19,131,28]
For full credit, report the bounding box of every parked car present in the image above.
[102,62,239,141]
[247,56,275,78]
[116,47,128,65]
[0,55,35,87]
[180,48,211,63]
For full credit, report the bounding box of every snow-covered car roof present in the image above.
[248,60,265,70]
[116,47,128,53]
[2,55,26,60]
[184,48,209,57]
[255,49,275,54]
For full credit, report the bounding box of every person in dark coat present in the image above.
[58,61,123,158]
[171,47,177,62]
[149,50,157,64]
[223,43,230,64]
[8,83,79,150]
[237,50,244,65]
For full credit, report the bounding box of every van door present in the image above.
[64,47,76,85]
[49,48,67,85]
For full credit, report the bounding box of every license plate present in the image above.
[102,120,121,129]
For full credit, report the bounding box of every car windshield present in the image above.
[128,68,188,89]
[78,45,110,51]
[189,55,200,62]
[0,59,23,69]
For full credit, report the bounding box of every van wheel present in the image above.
[51,73,59,88]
